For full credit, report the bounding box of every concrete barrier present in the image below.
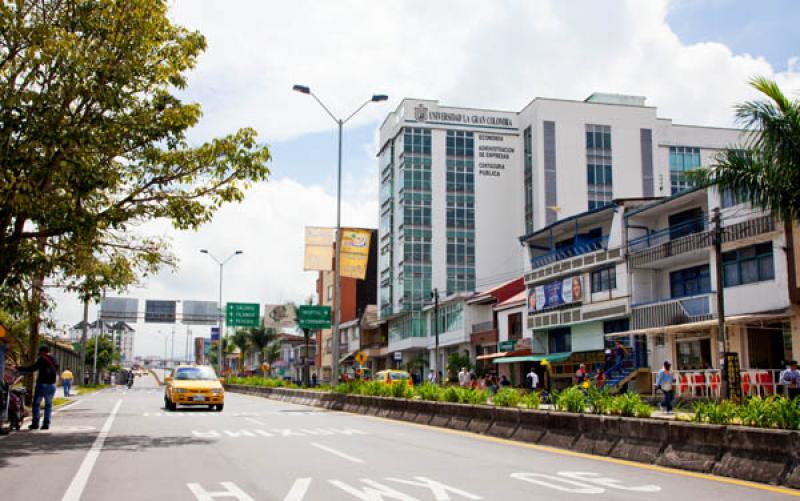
[511,409,548,443]
[573,414,621,456]
[539,411,581,450]
[714,426,794,485]
[387,398,407,420]
[447,403,473,432]
[414,400,437,425]
[655,421,723,473]
[610,417,667,464]
[487,407,520,438]
[428,402,454,428]
[467,405,494,435]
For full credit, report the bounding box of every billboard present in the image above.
[263,304,297,330]
[303,226,335,271]
[528,277,583,313]
[340,228,372,280]
[144,300,177,323]
[99,297,139,322]
[182,300,219,325]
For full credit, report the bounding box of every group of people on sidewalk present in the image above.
[457,367,516,394]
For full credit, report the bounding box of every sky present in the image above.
[46,0,800,358]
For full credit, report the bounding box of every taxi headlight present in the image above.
[211,388,223,394]
[175,388,188,393]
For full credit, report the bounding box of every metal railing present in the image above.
[530,236,608,270]
[471,321,495,334]
[632,293,715,330]
[650,369,789,398]
[628,216,708,252]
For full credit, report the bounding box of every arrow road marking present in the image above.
[310,442,364,463]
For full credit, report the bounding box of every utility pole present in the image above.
[303,328,311,387]
[713,207,730,399]
[432,288,440,384]
[80,299,89,384]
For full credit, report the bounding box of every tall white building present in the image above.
[377,92,745,368]
[69,320,136,362]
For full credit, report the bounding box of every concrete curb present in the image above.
[224,384,800,488]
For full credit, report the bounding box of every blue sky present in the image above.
[48,1,800,357]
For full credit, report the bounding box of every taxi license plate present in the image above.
[192,395,206,402]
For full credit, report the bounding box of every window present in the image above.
[591,266,617,293]
[446,130,476,294]
[586,124,613,210]
[723,242,774,287]
[524,126,534,233]
[327,285,333,301]
[721,188,746,209]
[669,146,701,194]
[548,327,571,353]
[670,265,711,298]
[668,207,705,240]
[508,313,523,341]
[437,302,464,333]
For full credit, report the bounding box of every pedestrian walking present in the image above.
[16,345,60,430]
[781,361,800,400]
[614,340,627,367]
[574,364,588,385]
[311,373,318,386]
[458,367,470,387]
[427,371,436,384]
[656,361,675,413]
[61,368,74,397]
[595,368,606,389]
[525,368,539,391]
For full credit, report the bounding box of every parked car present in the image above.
[374,370,414,387]
[164,365,224,411]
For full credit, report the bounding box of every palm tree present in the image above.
[691,77,800,221]
[231,329,251,376]
[263,340,282,376]
[247,326,278,370]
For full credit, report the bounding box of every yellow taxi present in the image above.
[164,365,225,411]
[374,369,414,387]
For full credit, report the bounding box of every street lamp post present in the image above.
[292,84,387,384]
[200,249,243,375]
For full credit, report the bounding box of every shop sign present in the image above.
[393,352,402,361]
[499,340,517,352]
[528,277,583,313]
[724,352,743,400]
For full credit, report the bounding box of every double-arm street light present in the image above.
[292,84,388,383]
[200,249,243,374]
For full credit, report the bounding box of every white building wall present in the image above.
[497,305,525,343]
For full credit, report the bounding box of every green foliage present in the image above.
[0,0,271,302]
[554,386,587,413]
[611,392,651,418]
[693,400,739,425]
[493,387,523,407]
[226,376,297,389]
[522,391,541,410]
[442,386,461,403]
[462,387,489,405]
[415,383,443,401]
[84,335,120,374]
[690,77,800,222]
[737,396,775,428]
[587,386,614,415]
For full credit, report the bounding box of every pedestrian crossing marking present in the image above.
[191,428,368,439]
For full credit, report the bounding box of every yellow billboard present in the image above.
[340,228,371,279]
[303,227,335,271]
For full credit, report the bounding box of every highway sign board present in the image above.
[354,351,368,365]
[297,305,332,330]
[226,303,260,327]
[144,300,177,323]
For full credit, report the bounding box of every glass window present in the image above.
[524,126,534,233]
[669,146,701,194]
[722,242,774,287]
[591,266,617,293]
[446,131,476,294]
[670,265,711,298]
[548,327,571,353]
[586,124,613,210]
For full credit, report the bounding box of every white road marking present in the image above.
[245,417,266,425]
[187,481,254,500]
[310,442,364,463]
[329,479,417,500]
[557,472,661,492]
[511,472,603,493]
[61,399,122,501]
[386,477,482,500]
[283,478,311,501]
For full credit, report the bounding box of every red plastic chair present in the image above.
[679,373,689,396]
[741,372,752,396]
[757,371,774,396]
[692,372,706,397]
[710,373,721,398]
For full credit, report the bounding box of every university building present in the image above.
[376,91,754,378]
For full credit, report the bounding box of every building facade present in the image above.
[378,92,745,373]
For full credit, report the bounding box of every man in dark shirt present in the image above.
[17,345,59,430]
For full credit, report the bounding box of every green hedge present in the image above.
[692,396,800,429]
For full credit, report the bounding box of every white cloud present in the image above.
[47,0,800,356]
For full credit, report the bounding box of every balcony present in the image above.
[471,321,495,334]
[529,236,609,270]
[632,293,717,330]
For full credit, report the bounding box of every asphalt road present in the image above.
[0,375,796,500]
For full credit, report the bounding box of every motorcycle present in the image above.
[0,376,26,434]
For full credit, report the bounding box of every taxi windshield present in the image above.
[174,367,217,381]
[387,372,409,380]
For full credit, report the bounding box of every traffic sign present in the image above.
[393,352,402,361]
[354,351,368,365]
[499,340,517,352]
[210,327,220,342]
[226,303,260,327]
[297,305,332,330]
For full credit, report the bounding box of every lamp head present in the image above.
[371,94,388,102]
[200,249,208,254]
[293,84,310,94]
[235,250,244,255]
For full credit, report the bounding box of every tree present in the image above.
[691,77,800,221]
[231,329,251,375]
[263,340,282,376]
[85,335,120,377]
[247,326,278,367]
[446,353,471,382]
[0,1,271,301]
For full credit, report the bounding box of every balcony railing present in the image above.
[632,293,716,330]
[529,236,608,270]
[471,321,495,334]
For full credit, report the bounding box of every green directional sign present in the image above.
[498,340,517,352]
[297,305,332,330]
[226,302,260,327]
